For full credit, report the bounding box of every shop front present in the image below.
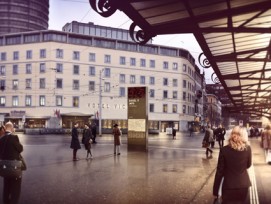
[61,112,94,129]
[25,118,47,128]
[161,121,179,134]
[4,110,51,132]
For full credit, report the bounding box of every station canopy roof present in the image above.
[90,0,271,118]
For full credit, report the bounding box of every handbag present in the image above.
[202,141,209,148]
[0,160,22,178]
[0,135,23,178]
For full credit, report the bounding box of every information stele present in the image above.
[127,87,148,151]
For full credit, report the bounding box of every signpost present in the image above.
[127,87,148,151]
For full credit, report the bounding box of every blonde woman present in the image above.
[213,126,251,203]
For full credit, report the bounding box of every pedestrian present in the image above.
[255,126,260,138]
[112,124,121,155]
[70,122,81,161]
[213,126,251,203]
[202,124,213,157]
[82,124,93,160]
[222,125,226,139]
[172,127,176,140]
[0,121,24,204]
[250,126,254,137]
[261,125,271,163]
[189,126,193,137]
[216,125,225,148]
[91,122,97,143]
[210,126,216,148]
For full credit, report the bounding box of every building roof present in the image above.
[89,0,271,118]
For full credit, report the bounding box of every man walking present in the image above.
[216,125,225,148]
[91,122,97,143]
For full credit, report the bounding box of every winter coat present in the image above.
[215,127,225,141]
[261,130,271,149]
[112,127,121,146]
[202,128,214,147]
[0,133,23,160]
[70,127,81,150]
[213,145,252,196]
[91,125,97,137]
[82,128,92,150]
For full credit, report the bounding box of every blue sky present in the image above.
[49,0,214,83]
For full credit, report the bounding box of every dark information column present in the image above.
[127,87,148,151]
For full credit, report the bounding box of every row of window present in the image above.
[0,50,194,74]
[0,65,195,93]
[0,50,47,60]
[0,95,194,115]
[0,31,194,61]
[1,80,195,103]
[3,77,194,98]
[149,89,194,102]
[2,77,194,101]
[150,103,195,114]
[1,68,195,89]
[74,24,133,42]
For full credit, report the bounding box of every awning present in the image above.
[61,112,93,117]
[5,116,51,119]
[90,0,271,117]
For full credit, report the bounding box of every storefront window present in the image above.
[148,121,159,130]
[25,119,45,128]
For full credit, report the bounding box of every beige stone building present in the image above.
[0,25,203,133]
[206,94,222,127]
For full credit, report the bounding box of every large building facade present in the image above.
[206,94,222,128]
[0,23,203,133]
[0,0,49,35]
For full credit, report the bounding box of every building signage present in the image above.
[88,103,126,109]
[10,110,26,117]
[127,87,148,151]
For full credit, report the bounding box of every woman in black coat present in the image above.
[213,126,251,203]
[70,122,81,161]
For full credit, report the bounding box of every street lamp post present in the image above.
[98,69,103,136]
